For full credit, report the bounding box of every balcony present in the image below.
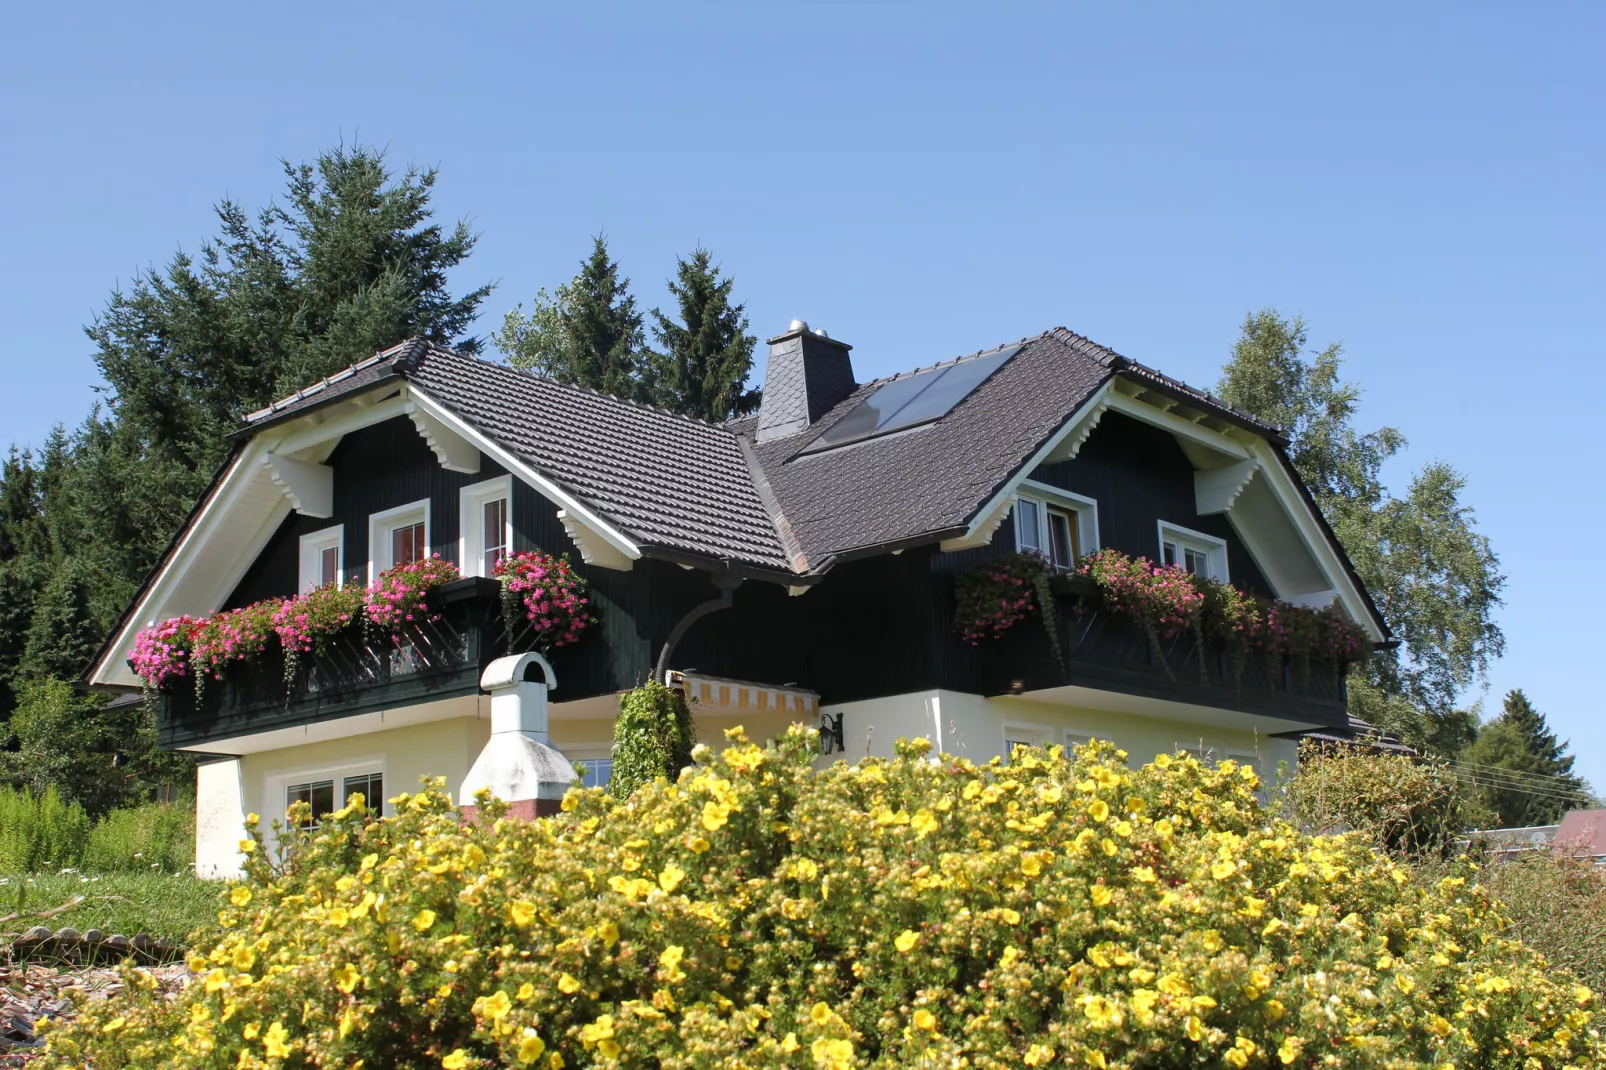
[157,579,542,750]
[975,575,1351,728]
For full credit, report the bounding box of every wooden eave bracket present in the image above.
[941,495,1016,552]
[263,454,333,518]
[1195,459,1258,515]
[557,509,635,571]
[405,403,480,474]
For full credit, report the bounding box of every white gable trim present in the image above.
[944,382,1114,551]
[403,385,641,570]
[264,454,334,517]
[406,405,480,474]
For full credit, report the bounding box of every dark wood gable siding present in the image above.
[1027,411,1274,597]
[226,417,511,607]
[223,415,722,702]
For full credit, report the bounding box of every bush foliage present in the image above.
[0,786,193,874]
[39,730,1602,1069]
[607,681,694,801]
[1277,742,1493,858]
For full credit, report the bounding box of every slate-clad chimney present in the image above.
[756,320,856,442]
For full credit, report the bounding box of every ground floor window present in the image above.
[576,758,614,789]
[277,764,384,828]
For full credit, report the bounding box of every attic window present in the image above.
[1157,521,1228,582]
[806,344,1020,451]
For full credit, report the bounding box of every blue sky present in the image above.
[3,3,1602,791]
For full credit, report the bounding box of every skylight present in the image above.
[807,344,1020,451]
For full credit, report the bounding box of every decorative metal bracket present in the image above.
[818,711,844,754]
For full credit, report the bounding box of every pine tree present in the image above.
[1462,690,1592,827]
[20,558,104,683]
[494,236,652,401]
[649,248,759,422]
[1218,310,1505,751]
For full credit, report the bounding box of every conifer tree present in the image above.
[1462,689,1593,827]
[494,236,653,402]
[649,248,759,422]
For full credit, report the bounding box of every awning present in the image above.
[667,671,819,719]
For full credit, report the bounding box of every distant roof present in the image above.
[1284,712,1417,755]
[1556,809,1606,858]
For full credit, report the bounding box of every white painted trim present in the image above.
[91,445,267,686]
[952,382,1114,548]
[1194,459,1258,515]
[268,395,410,458]
[263,455,334,517]
[1105,392,1251,461]
[367,498,431,583]
[1156,520,1230,582]
[297,525,345,593]
[458,475,514,578]
[404,385,641,569]
[405,404,480,474]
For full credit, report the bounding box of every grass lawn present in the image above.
[0,870,220,946]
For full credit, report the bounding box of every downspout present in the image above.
[653,573,743,684]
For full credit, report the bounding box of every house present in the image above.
[86,321,1390,876]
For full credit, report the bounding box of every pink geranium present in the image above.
[494,549,593,649]
[130,615,202,690]
[953,551,1048,645]
[272,583,364,657]
[190,600,284,681]
[364,556,461,638]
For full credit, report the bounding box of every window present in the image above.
[1014,482,1099,569]
[577,759,614,789]
[459,476,514,578]
[807,345,1021,451]
[1156,521,1228,582]
[274,762,385,830]
[367,500,431,581]
[1002,723,1057,762]
[297,525,344,592]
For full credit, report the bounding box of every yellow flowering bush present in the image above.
[36,728,1603,1069]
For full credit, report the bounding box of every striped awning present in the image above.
[668,671,819,719]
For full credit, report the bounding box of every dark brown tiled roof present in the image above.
[401,347,792,572]
[740,328,1116,566]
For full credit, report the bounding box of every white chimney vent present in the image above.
[788,318,809,333]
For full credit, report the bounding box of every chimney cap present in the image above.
[788,318,809,333]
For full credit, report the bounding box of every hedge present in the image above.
[38,729,1601,1069]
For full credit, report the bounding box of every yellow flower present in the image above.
[780,1032,801,1053]
[689,837,712,854]
[558,973,582,994]
[517,1034,547,1064]
[811,1037,853,1070]
[1277,1037,1302,1064]
[1154,753,1172,768]
[243,1021,260,1039]
[229,886,252,907]
[232,946,257,971]
[702,801,731,831]
[599,920,621,946]
[477,990,513,1020]
[659,945,687,983]
[895,929,919,953]
[911,810,940,838]
[339,1006,358,1039]
[333,963,360,995]
[810,1002,832,1025]
[1132,866,1156,882]
[517,983,536,1001]
[263,1021,292,1059]
[413,909,437,933]
[1154,819,1174,838]
[1024,1043,1056,1066]
[101,1017,126,1033]
[442,1050,469,1069]
[913,1008,936,1031]
[238,839,257,854]
[1185,1015,1203,1042]
[1082,994,1123,1029]
[1090,885,1112,907]
[580,1015,616,1046]
[999,907,1021,925]
[508,900,537,927]
[658,863,686,893]
[1211,860,1236,880]
[1088,799,1110,823]
[245,812,260,825]
[1021,854,1042,877]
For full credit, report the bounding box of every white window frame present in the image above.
[458,475,514,579]
[368,498,431,582]
[1002,721,1059,762]
[1014,481,1099,569]
[264,756,387,845]
[564,742,615,789]
[1156,520,1229,582]
[297,524,345,593]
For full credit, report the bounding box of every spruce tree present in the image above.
[649,248,759,422]
[495,236,653,401]
[1462,689,1592,827]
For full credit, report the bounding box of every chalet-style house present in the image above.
[87,321,1389,876]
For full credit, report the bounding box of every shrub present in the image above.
[0,785,91,873]
[37,731,1602,1069]
[81,799,196,874]
[1483,849,1606,1005]
[1277,741,1491,857]
[607,681,694,800]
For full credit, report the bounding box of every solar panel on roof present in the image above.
[808,344,1020,451]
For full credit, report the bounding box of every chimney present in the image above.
[756,320,856,442]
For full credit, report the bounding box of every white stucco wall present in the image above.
[195,758,246,878]
[825,688,1298,780]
